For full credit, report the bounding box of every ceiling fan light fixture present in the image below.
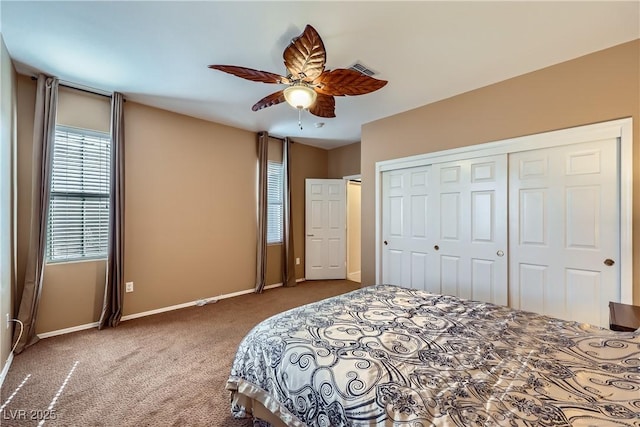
[209,25,387,120]
[283,84,317,109]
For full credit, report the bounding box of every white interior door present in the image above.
[509,139,619,327]
[433,155,508,305]
[305,179,346,280]
[381,165,434,290]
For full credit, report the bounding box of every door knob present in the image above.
[306,234,314,237]
[434,245,439,251]
[497,250,504,257]
[604,258,615,266]
[383,240,388,245]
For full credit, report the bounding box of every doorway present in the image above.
[346,179,361,283]
[304,176,361,283]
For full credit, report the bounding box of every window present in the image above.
[47,126,111,262]
[266,161,283,244]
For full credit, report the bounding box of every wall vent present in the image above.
[348,62,377,76]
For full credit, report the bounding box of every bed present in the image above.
[226,284,640,426]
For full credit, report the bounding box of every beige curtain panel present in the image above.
[255,131,268,293]
[14,74,59,354]
[99,92,125,329]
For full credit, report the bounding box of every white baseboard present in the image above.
[37,278,307,339]
[38,322,100,339]
[0,352,14,389]
[347,271,361,282]
[117,284,283,322]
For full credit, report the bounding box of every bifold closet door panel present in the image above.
[381,155,508,306]
[381,165,436,291]
[432,154,508,306]
[508,138,619,327]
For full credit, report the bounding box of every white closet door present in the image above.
[509,139,619,327]
[432,155,508,305]
[381,156,508,305]
[381,165,434,290]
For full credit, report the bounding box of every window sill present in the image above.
[46,257,107,266]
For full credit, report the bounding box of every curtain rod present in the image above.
[30,76,113,99]
[268,134,295,143]
[61,80,112,98]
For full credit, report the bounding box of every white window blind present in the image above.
[47,126,111,262]
[267,161,283,244]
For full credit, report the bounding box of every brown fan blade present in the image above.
[308,93,335,118]
[252,90,286,112]
[208,65,289,84]
[283,25,326,82]
[313,69,387,96]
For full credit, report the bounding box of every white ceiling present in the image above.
[1,1,638,149]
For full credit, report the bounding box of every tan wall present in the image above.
[57,86,111,132]
[328,142,360,178]
[0,34,17,373]
[39,261,106,331]
[267,137,283,163]
[16,77,332,333]
[121,102,258,315]
[361,40,640,304]
[16,78,261,332]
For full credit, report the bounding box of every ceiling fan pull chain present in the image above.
[298,108,303,130]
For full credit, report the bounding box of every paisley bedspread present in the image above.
[227,285,640,426]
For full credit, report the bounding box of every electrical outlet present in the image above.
[296,257,300,265]
[125,282,134,293]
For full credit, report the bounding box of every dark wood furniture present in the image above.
[609,301,640,332]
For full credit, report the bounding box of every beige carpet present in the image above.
[1,280,361,426]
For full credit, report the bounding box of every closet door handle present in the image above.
[604,258,615,266]
[434,245,439,251]
[383,240,388,245]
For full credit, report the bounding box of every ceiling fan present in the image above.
[208,25,387,127]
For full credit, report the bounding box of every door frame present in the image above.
[374,118,633,304]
